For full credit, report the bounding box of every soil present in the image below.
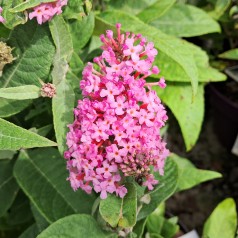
[165,85,238,235]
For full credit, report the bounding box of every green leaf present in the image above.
[0,118,57,150]
[49,15,75,155]
[149,4,220,37]
[154,83,204,150]
[146,208,179,238]
[149,233,163,238]
[161,218,179,238]
[99,194,122,227]
[107,0,158,15]
[52,81,75,154]
[0,20,55,88]
[19,224,40,238]
[147,31,225,83]
[68,12,95,52]
[37,214,115,238]
[1,0,27,29]
[219,49,238,60]
[0,99,31,118]
[209,0,231,20]
[35,124,53,137]
[10,0,57,13]
[0,159,19,217]
[31,204,49,232]
[69,51,84,75]
[137,0,176,23]
[203,198,237,238]
[13,149,96,223]
[133,218,147,238]
[99,183,137,228]
[0,150,16,160]
[67,52,84,96]
[49,16,73,65]
[24,100,49,121]
[147,214,164,235]
[138,158,178,220]
[95,11,198,95]
[0,85,40,99]
[171,154,222,191]
[118,183,137,228]
[0,25,11,39]
[63,0,84,20]
[199,66,226,82]
[185,41,226,82]
[0,191,33,229]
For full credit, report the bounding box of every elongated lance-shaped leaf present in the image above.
[137,0,176,23]
[31,203,49,233]
[149,3,221,37]
[37,214,116,238]
[14,149,96,223]
[171,154,222,191]
[0,118,57,150]
[52,80,75,155]
[19,223,40,238]
[133,218,147,238]
[0,99,31,118]
[0,150,16,160]
[107,0,158,15]
[0,159,19,217]
[10,0,57,13]
[49,15,75,155]
[185,41,226,83]
[219,49,238,60]
[0,85,40,100]
[95,11,198,96]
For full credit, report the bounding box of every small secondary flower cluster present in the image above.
[29,0,68,24]
[65,24,169,199]
[0,7,5,23]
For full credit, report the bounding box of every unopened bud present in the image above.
[41,83,56,98]
[140,194,151,204]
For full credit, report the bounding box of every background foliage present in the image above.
[0,0,237,237]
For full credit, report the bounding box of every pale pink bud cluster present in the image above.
[41,83,56,98]
[0,7,5,23]
[29,0,67,25]
[65,24,169,199]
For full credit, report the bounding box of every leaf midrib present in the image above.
[15,157,78,223]
[0,176,13,190]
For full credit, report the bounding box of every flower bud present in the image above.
[0,42,14,76]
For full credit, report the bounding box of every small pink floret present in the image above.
[0,7,5,23]
[28,0,68,24]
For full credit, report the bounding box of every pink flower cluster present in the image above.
[29,0,67,24]
[0,7,5,23]
[65,24,169,199]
